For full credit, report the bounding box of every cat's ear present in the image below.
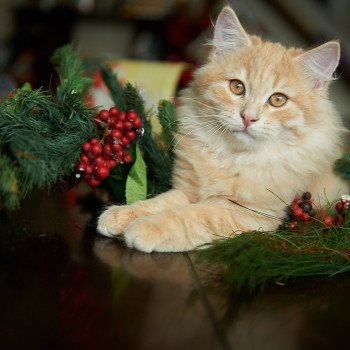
[212,6,250,56]
[295,41,340,89]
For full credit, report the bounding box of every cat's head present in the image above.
[182,6,341,152]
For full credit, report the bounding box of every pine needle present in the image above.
[199,215,350,292]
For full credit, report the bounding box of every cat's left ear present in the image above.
[212,6,251,57]
[295,41,340,89]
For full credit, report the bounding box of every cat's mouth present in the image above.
[232,127,255,137]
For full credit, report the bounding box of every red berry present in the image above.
[96,165,110,179]
[87,152,95,160]
[108,159,118,168]
[99,109,110,121]
[123,121,133,130]
[116,121,123,130]
[90,137,99,145]
[82,141,91,152]
[110,129,122,139]
[293,207,304,219]
[133,117,142,128]
[86,177,101,187]
[76,162,86,171]
[109,116,118,128]
[94,155,104,166]
[118,111,126,121]
[80,154,90,164]
[126,110,138,122]
[123,154,132,163]
[85,164,95,174]
[109,107,119,117]
[120,137,130,145]
[301,212,311,223]
[335,201,344,213]
[287,221,298,231]
[91,144,102,155]
[103,143,112,155]
[324,215,334,227]
[111,143,122,152]
[124,130,136,140]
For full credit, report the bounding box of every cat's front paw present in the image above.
[124,214,209,253]
[97,205,140,237]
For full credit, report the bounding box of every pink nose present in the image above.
[240,111,259,128]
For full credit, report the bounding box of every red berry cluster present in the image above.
[287,192,349,231]
[75,107,142,187]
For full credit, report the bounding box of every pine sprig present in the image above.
[158,100,177,148]
[51,44,92,97]
[139,110,173,194]
[199,216,350,292]
[0,45,97,209]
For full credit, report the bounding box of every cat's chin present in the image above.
[229,128,271,151]
[231,129,257,142]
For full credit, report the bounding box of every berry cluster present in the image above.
[75,107,142,187]
[287,192,350,231]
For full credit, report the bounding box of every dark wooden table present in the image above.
[1,184,350,350]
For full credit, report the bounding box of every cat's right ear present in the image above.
[212,6,250,57]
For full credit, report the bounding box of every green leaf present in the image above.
[125,146,147,204]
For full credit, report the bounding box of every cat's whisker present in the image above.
[181,114,222,119]
[180,119,220,128]
[170,129,194,151]
[206,123,227,141]
[180,96,214,110]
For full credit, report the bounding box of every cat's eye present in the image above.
[268,93,288,107]
[229,79,245,95]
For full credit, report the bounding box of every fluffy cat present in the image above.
[97,6,349,252]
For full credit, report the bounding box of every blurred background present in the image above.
[0,0,350,127]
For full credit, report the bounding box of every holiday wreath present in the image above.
[1,45,350,292]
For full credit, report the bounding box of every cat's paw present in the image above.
[124,213,208,253]
[97,205,141,237]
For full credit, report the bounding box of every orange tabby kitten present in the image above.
[97,6,349,252]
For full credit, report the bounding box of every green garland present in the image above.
[199,216,350,292]
[0,45,96,209]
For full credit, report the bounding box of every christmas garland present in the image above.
[0,45,96,209]
[0,45,175,210]
[199,194,350,292]
[1,44,350,292]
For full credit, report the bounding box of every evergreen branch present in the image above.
[122,83,147,119]
[199,216,350,292]
[0,44,97,209]
[139,114,173,194]
[100,64,126,110]
[158,100,177,148]
[51,44,92,95]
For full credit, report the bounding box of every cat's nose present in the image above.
[240,111,259,128]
